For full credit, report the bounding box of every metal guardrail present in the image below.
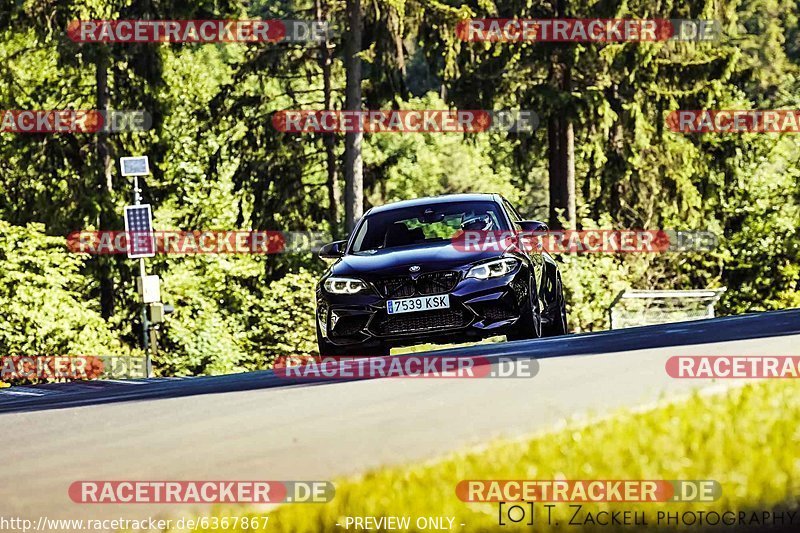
[608,288,727,329]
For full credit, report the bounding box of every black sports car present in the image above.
[316,193,568,356]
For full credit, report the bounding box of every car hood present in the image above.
[330,242,506,277]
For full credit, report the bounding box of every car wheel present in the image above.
[506,277,542,341]
[543,272,568,337]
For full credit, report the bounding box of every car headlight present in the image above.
[466,258,519,280]
[323,277,370,294]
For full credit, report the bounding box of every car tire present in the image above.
[506,277,542,341]
[543,272,568,337]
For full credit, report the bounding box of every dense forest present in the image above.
[1,0,798,376]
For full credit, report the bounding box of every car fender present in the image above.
[540,252,561,314]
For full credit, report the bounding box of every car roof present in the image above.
[366,193,502,215]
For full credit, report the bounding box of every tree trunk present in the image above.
[96,48,114,319]
[547,0,576,229]
[561,66,576,226]
[548,115,575,228]
[548,115,563,229]
[316,0,339,238]
[343,0,363,234]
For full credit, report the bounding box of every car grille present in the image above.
[381,277,415,298]
[481,302,518,321]
[378,271,460,298]
[373,308,468,335]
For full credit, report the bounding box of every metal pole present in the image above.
[133,175,141,204]
[133,175,151,378]
[140,257,151,377]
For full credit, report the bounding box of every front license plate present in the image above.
[387,294,450,315]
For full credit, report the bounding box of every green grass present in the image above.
[161,380,800,532]
[391,335,505,355]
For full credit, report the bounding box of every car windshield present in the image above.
[350,201,507,253]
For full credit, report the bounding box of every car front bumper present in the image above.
[316,270,530,348]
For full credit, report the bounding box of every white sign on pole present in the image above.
[136,275,162,304]
[120,156,150,176]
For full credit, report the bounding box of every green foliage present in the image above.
[1,0,798,374]
[363,93,520,207]
[153,258,319,376]
[0,220,134,357]
[714,136,800,314]
[244,268,319,364]
[154,257,255,376]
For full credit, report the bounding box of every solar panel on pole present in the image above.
[124,204,156,258]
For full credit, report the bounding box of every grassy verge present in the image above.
[391,336,505,355]
[162,380,800,532]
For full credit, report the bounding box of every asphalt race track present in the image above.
[2,309,799,525]
[1,308,799,414]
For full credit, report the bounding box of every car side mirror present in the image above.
[519,220,548,232]
[518,221,548,252]
[319,240,346,259]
